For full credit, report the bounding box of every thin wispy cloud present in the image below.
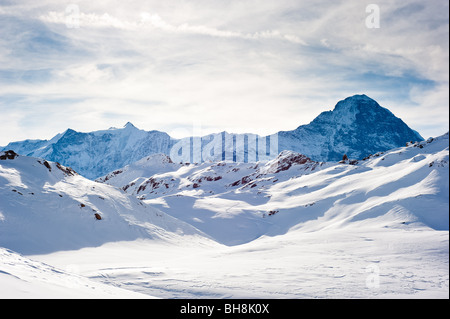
[38,10,307,45]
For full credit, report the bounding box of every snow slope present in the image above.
[0,247,153,298]
[0,151,207,255]
[99,133,449,246]
[104,151,325,245]
[95,153,182,190]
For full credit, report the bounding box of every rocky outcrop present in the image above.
[0,150,18,160]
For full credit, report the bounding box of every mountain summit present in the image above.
[278,94,424,161]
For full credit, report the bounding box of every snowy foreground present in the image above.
[0,133,449,299]
[28,228,448,299]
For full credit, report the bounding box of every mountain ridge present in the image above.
[1,95,424,179]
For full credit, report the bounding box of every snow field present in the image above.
[31,226,448,299]
[1,132,448,298]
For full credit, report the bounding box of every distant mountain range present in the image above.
[1,94,424,179]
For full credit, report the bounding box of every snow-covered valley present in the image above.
[0,132,448,299]
[29,224,449,299]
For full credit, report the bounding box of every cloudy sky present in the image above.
[0,0,448,146]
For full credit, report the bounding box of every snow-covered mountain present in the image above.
[0,150,205,255]
[1,95,423,179]
[96,153,181,189]
[278,94,424,161]
[1,123,176,180]
[1,133,448,298]
[98,132,448,246]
